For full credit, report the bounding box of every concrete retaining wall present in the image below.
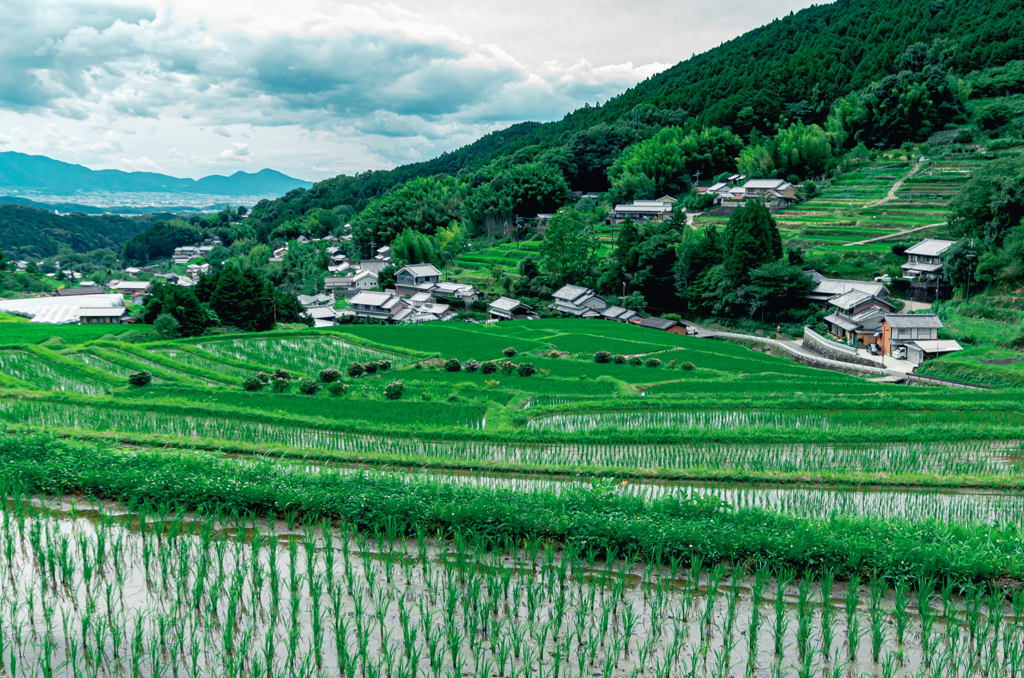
[802,326,883,369]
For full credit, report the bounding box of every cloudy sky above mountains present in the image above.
[0,0,820,181]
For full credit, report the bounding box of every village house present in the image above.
[609,197,676,225]
[54,287,106,298]
[740,179,798,203]
[112,281,153,297]
[902,238,956,302]
[804,271,889,305]
[823,289,895,346]
[357,259,389,275]
[305,306,338,328]
[550,285,608,317]
[353,270,379,290]
[349,290,407,322]
[880,314,962,364]
[392,303,456,324]
[394,263,480,306]
[488,296,537,321]
[395,263,441,295]
[297,293,332,308]
[600,306,640,322]
[902,239,956,278]
[77,306,128,324]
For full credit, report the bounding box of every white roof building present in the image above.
[0,294,126,324]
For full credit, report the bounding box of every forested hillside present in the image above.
[248,0,1024,233]
[0,205,165,259]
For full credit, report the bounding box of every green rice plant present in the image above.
[868,574,887,662]
[892,580,910,658]
[772,570,793,656]
[846,578,861,662]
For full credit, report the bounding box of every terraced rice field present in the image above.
[0,350,109,394]
[195,335,411,375]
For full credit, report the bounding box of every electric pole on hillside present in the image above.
[966,238,976,304]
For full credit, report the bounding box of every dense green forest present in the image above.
[0,205,166,260]
[247,0,1024,237]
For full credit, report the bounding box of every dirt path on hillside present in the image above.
[866,161,923,208]
[843,221,945,246]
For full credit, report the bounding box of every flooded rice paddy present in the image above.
[2,494,1020,678]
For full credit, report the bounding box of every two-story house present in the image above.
[550,285,608,317]
[881,314,962,364]
[349,290,407,322]
[902,239,955,278]
[395,263,442,296]
[823,290,894,346]
[740,179,798,204]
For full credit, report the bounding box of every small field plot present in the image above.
[0,350,108,394]
[118,385,488,428]
[340,324,548,359]
[153,347,256,378]
[64,352,138,378]
[196,335,409,375]
[0,324,129,346]
[529,409,836,433]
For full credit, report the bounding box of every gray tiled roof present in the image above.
[401,263,441,277]
[905,239,955,257]
[884,313,943,329]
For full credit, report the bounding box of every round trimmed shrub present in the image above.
[517,362,537,377]
[481,361,498,374]
[628,356,642,366]
[272,377,290,393]
[613,354,626,364]
[272,368,291,380]
[127,371,152,387]
[255,371,271,384]
[645,358,662,368]
[444,358,462,372]
[680,361,695,371]
[384,381,404,400]
[377,360,392,372]
[243,376,264,391]
[347,362,365,378]
[594,351,612,363]
[463,360,481,373]
[500,361,518,375]
[363,361,378,374]
[299,378,320,395]
[326,381,349,396]
[502,347,517,357]
[318,368,342,383]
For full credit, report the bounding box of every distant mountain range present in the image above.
[0,152,312,197]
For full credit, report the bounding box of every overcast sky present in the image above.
[0,0,823,182]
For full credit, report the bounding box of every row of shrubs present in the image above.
[593,351,694,370]
[344,360,393,378]
[443,358,536,377]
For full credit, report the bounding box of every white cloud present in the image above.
[0,0,822,181]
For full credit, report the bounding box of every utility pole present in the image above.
[965,238,976,304]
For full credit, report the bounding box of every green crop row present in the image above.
[4,433,1021,585]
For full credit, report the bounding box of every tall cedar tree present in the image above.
[141,284,211,337]
[721,202,783,285]
[197,265,310,331]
